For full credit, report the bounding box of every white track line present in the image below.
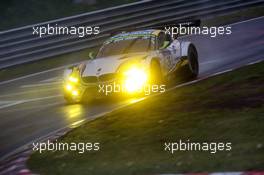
[0,66,65,85]
[0,87,59,98]
[20,95,62,103]
[211,69,234,76]
[21,81,61,88]
[0,101,24,110]
[0,101,14,104]
[2,101,63,113]
[246,59,262,65]
[39,76,60,83]
[180,16,264,40]
[227,15,264,26]
[0,95,62,110]
[0,61,83,86]
[200,59,220,65]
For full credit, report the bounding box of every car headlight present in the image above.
[64,73,80,97]
[66,84,73,91]
[72,90,79,96]
[65,83,80,97]
[68,75,79,83]
[123,66,147,93]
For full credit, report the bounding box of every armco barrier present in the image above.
[0,0,263,69]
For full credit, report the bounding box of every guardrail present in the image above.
[0,0,263,69]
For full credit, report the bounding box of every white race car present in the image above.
[63,28,199,103]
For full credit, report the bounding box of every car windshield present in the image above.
[97,37,152,57]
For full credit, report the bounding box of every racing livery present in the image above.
[63,29,199,103]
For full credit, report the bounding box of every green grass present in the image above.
[28,61,264,175]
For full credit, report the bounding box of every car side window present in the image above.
[165,33,172,43]
[157,32,166,49]
[158,32,172,49]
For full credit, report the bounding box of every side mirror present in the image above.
[89,51,95,59]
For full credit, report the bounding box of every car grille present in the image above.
[82,76,97,83]
[98,73,116,82]
[82,73,116,83]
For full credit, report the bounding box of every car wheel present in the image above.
[187,44,199,79]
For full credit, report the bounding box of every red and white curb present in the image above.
[0,60,263,175]
[0,128,70,175]
[159,172,264,175]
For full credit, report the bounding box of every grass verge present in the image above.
[28,61,264,175]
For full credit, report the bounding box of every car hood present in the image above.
[82,53,148,77]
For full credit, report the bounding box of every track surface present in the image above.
[0,17,263,159]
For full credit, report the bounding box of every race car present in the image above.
[63,28,199,103]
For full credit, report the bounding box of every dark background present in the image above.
[0,0,138,31]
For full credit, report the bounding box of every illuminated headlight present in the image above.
[65,83,79,96]
[68,76,78,83]
[64,74,80,97]
[66,84,73,91]
[123,67,147,93]
[72,90,79,96]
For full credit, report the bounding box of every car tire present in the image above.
[186,44,199,79]
[173,44,199,83]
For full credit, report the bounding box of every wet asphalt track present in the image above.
[0,17,263,159]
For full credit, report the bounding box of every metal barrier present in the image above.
[0,0,263,69]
